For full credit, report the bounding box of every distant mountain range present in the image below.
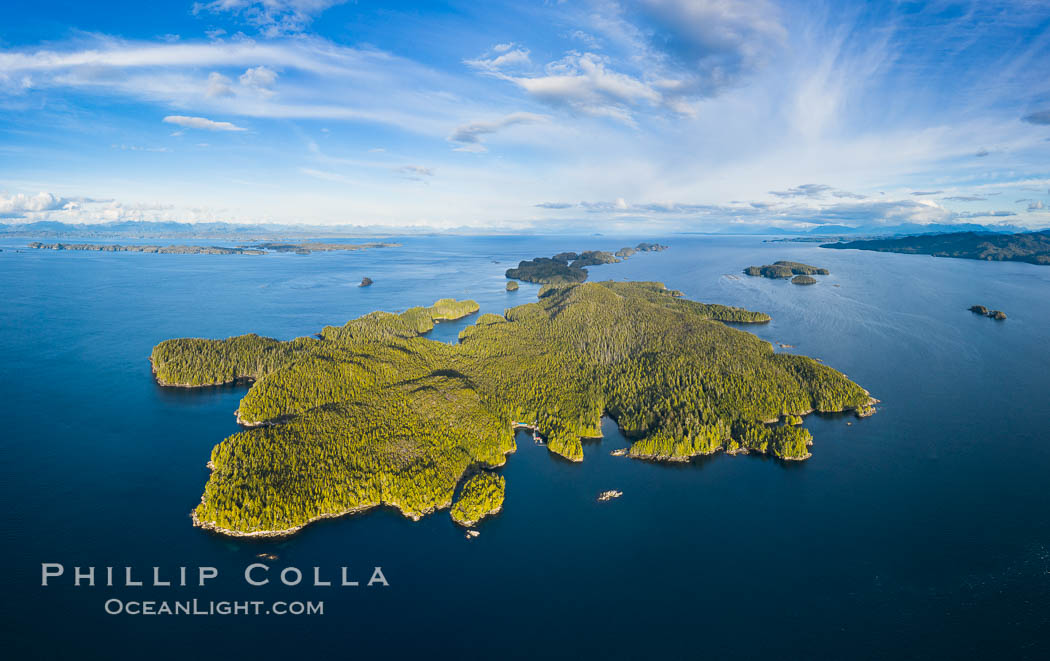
[0,219,1041,240]
[0,220,409,240]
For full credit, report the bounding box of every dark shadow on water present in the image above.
[153,378,253,403]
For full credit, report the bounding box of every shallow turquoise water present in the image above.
[2,235,1048,659]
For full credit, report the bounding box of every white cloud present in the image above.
[396,165,434,177]
[111,144,170,152]
[239,65,278,91]
[498,52,659,122]
[529,195,994,229]
[206,71,234,97]
[0,37,482,137]
[192,1,348,37]
[0,191,191,223]
[466,46,531,72]
[0,191,69,217]
[163,115,246,131]
[769,184,833,198]
[448,112,546,151]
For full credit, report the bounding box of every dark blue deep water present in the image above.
[2,236,1049,659]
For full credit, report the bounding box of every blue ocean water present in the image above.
[2,235,1049,659]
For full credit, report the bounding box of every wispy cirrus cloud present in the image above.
[531,195,1023,230]
[448,112,546,151]
[465,44,531,72]
[769,184,832,198]
[163,115,246,131]
[192,0,348,37]
[0,35,514,141]
[3,1,1050,231]
[395,164,434,179]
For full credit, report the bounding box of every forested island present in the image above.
[744,261,830,279]
[152,280,873,537]
[505,242,668,284]
[28,241,399,255]
[821,230,1050,265]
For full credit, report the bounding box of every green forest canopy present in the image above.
[153,281,874,537]
[505,242,669,284]
[450,472,505,527]
[744,261,830,279]
[821,230,1050,265]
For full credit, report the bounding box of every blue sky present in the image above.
[1,0,1050,232]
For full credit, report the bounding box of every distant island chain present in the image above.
[27,241,400,255]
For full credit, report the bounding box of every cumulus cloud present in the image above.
[513,0,785,117]
[495,52,659,122]
[0,191,183,223]
[206,71,234,97]
[163,115,246,131]
[769,184,832,198]
[1022,110,1050,125]
[0,191,69,218]
[192,0,347,36]
[448,112,546,151]
[239,65,278,92]
[832,190,867,200]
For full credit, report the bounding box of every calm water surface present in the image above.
[1,235,1048,659]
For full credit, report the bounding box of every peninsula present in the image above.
[820,230,1050,265]
[153,281,873,537]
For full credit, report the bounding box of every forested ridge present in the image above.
[821,230,1050,265]
[155,281,874,536]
